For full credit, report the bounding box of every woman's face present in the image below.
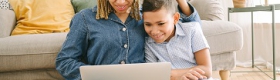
[109,0,134,14]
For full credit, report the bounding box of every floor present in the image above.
[212,66,280,80]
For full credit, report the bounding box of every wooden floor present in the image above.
[212,66,280,80]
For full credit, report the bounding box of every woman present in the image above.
[55,0,200,79]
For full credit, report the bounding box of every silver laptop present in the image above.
[80,62,171,80]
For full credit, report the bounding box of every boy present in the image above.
[142,0,212,80]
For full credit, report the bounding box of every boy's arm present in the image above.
[171,22,211,80]
[176,0,201,24]
[171,49,211,80]
[186,22,212,78]
[193,48,212,78]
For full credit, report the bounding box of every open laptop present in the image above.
[80,62,171,80]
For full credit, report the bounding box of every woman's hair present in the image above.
[142,0,177,14]
[96,0,141,20]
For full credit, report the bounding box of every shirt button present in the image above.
[122,28,126,31]
[124,44,128,48]
[120,61,125,64]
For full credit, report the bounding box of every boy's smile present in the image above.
[143,7,180,43]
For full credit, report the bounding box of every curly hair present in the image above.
[96,0,141,21]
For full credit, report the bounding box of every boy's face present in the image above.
[143,7,180,43]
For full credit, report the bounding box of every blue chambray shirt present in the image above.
[145,22,209,69]
[56,2,200,80]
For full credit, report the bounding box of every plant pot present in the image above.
[233,0,246,8]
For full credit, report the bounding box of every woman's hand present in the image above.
[175,0,192,16]
[176,0,187,3]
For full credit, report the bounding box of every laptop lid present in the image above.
[80,62,171,80]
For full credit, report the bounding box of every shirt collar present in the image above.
[175,23,186,37]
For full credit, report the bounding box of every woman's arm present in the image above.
[176,0,201,24]
[55,12,89,80]
[176,0,191,16]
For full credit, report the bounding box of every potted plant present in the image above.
[233,0,246,8]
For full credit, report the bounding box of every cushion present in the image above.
[71,0,97,13]
[0,33,67,72]
[8,0,75,35]
[0,0,12,10]
[201,20,243,54]
[189,0,224,21]
[0,69,63,80]
[0,9,16,38]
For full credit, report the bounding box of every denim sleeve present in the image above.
[178,2,201,25]
[55,12,88,80]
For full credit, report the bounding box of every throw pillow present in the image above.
[189,0,224,21]
[9,0,75,35]
[0,9,16,38]
[71,0,97,13]
[0,0,11,10]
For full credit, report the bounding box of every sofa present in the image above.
[0,0,243,80]
[189,0,243,79]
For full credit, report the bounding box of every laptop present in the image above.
[80,62,171,80]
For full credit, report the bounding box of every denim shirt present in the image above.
[56,2,200,80]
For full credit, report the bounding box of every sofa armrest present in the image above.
[201,20,243,54]
[0,9,16,38]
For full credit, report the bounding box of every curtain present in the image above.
[222,0,280,72]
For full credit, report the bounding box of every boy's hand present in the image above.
[170,68,207,80]
[180,68,207,80]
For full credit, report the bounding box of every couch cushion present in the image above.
[0,9,16,38]
[71,0,97,13]
[0,69,63,80]
[189,0,224,21]
[201,20,243,54]
[8,0,74,35]
[0,33,67,72]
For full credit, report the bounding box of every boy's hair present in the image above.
[96,0,141,20]
[142,0,178,14]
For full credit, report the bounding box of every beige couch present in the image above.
[189,0,243,79]
[0,0,243,80]
[0,9,66,79]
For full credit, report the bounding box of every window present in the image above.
[253,0,280,23]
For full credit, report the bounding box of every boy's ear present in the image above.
[173,12,180,24]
